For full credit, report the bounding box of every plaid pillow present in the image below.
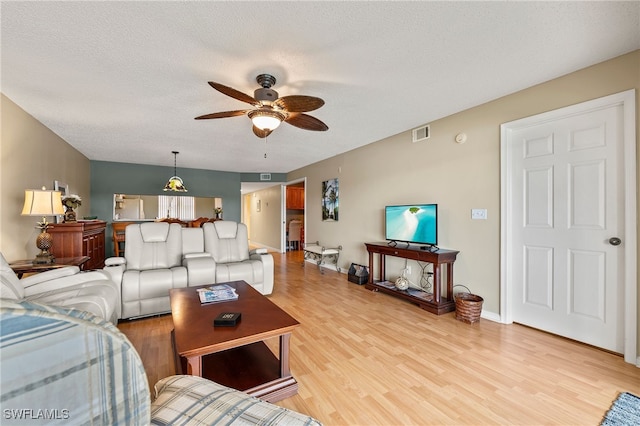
[151,375,322,426]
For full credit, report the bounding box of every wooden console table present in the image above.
[364,242,459,315]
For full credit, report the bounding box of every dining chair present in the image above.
[112,222,133,257]
[287,220,302,251]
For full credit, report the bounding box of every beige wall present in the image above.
[0,94,91,261]
[245,185,282,250]
[288,50,639,320]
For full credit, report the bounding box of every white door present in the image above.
[501,90,636,357]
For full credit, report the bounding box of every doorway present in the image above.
[282,178,306,253]
[500,89,636,363]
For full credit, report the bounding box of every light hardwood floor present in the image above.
[118,250,640,425]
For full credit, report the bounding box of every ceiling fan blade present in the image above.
[285,113,329,131]
[208,82,259,106]
[275,95,325,112]
[252,126,273,138]
[194,110,250,120]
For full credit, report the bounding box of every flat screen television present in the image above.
[385,204,438,247]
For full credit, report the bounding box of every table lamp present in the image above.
[21,187,65,264]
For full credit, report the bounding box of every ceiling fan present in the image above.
[195,74,328,138]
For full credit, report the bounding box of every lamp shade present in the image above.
[163,176,188,192]
[21,189,65,216]
[163,151,188,192]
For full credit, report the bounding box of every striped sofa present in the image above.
[0,299,322,425]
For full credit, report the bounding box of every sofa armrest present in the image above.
[20,266,79,287]
[105,257,126,267]
[102,263,125,287]
[249,248,268,255]
[183,255,216,286]
[250,252,274,295]
[183,252,212,260]
[151,376,321,426]
[22,270,113,297]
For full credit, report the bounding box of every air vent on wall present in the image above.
[260,173,272,181]
[412,125,430,143]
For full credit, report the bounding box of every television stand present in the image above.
[364,242,459,315]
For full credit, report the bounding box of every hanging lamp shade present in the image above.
[163,151,188,192]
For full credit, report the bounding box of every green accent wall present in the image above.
[90,160,286,256]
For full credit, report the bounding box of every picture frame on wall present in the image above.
[322,178,339,221]
[54,180,68,223]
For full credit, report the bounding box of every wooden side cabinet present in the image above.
[364,242,459,315]
[286,186,304,210]
[48,220,107,270]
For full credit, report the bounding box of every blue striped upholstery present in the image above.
[0,299,150,425]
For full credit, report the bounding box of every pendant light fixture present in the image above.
[163,151,188,192]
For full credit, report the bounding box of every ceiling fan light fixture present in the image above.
[248,109,285,131]
[163,151,188,192]
[196,75,328,137]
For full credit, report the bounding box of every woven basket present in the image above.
[454,285,483,324]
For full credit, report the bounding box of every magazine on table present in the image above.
[197,284,239,304]
[376,281,397,289]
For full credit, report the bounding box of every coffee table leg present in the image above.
[280,333,291,377]
[186,355,202,376]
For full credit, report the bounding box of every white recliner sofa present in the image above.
[104,221,274,319]
[0,252,119,323]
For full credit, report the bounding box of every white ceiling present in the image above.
[2,2,639,174]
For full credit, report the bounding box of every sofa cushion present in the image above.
[151,375,322,426]
[215,260,264,286]
[126,223,183,270]
[121,267,187,318]
[203,221,250,263]
[182,227,205,256]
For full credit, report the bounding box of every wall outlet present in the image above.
[471,209,488,220]
[406,266,411,275]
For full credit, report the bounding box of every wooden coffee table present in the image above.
[169,281,300,402]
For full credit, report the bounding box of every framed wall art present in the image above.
[322,178,339,221]
[53,180,69,223]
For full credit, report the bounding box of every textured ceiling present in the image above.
[2,1,639,174]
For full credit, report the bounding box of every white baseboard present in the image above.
[480,310,501,323]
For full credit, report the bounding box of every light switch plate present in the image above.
[471,209,487,220]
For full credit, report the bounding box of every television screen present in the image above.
[385,204,438,246]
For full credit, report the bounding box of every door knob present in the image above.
[609,237,622,246]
